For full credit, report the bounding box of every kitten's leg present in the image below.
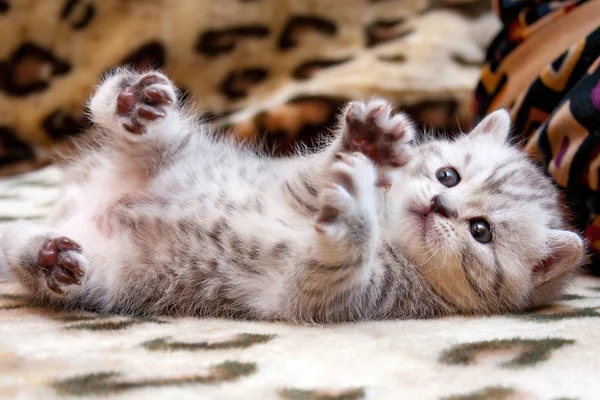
[283,100,415,321]
[282,152,382,321]
[314,152,380,261]
[0,221,88,302]
[291,98,415,265]
[88,68,188,180]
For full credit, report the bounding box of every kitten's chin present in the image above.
[395,214,424,253]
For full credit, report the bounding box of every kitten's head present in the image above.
[393,110,585,314]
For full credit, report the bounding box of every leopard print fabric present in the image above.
[0,0,497,175]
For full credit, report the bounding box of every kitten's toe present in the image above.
[342,99,414,169]
[329,152,375,196]
[317,184,354,226]
[37,237,87,295]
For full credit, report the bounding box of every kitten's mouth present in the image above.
[407,203,433,235]
[408,206,454,249]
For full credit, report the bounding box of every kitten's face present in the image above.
[392,110,585,314]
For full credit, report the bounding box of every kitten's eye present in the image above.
[436,167,460,187]
[470,219,492,243]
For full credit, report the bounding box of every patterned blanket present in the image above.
[1,169,600,400]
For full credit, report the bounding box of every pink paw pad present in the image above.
[116,73,175,134]
[38,237,85,290]
[342,101,413,168]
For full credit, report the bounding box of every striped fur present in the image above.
[0,70,585,323]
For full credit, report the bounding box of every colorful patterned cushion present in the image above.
[473,0,600,273]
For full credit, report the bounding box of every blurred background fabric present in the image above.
[472,0,600,273]
[0,0,499,175]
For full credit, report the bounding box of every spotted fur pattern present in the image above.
[0,69,585,323]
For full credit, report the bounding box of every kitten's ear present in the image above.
[469,109,511,144]
[533,230,585,287]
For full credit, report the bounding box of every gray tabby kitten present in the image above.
[0,69,585,323]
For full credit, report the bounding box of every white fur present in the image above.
[0,71,585,322]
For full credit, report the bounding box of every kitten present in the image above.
[0,69,585,323]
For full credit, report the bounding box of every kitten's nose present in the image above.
[430,194,458,218]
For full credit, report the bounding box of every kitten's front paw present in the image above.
[341,99,414,169]
[37,236,87,295]
[316,152,377,237]
[116,72,177,134]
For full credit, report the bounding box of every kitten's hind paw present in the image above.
[341,99,414,169]
[37,237,87,295]
[116,72,177,134]
[90,69,178,136]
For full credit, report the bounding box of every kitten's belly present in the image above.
[56,168,143,238]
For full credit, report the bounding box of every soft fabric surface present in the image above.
[0,0,499,174]
[1,168,600,400]
[472,0,600,274]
